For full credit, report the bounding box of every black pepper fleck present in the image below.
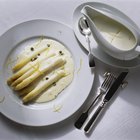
[53,82,56,86]
[59,51,64,55]
[38,53,40,56]
[31,56,38,62]
[30,47,34,51]
[47,44,50,47]
[46,77,49,80]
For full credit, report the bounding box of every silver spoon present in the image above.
[78,17,95,67]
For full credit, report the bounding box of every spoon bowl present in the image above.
[78,17,91,36]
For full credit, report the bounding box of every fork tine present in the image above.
[102,74,111,87]
[101,73,115,92]
[102,73,112,87]
[104,74,114,91]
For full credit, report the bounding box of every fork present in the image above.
[74,72,116,129]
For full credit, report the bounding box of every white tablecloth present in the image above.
[0,0,140,140]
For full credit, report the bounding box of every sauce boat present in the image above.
[81,5,140,60]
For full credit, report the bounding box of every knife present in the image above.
[84,71,128,133]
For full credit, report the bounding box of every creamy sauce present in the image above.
[16,39,74,103]
[36,39,74,103]
[92,15,136,51]
[53,104,63,112]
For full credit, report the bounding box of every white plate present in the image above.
[73,2,140,69]
[0,19,94,126]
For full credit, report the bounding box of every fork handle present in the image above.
[84,101,107,133]
[87,92,103,112]
[74,92,103,129]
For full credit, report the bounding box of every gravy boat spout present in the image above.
[81,5,140,60]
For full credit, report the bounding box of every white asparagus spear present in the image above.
[19,85,35,96]
[11,53,56,87]
[12,45,49,71]
[7,52,55,85]
[18,66,65,96]
[11,68,36,87]
[14,57,66,90]
[22,70,65,104]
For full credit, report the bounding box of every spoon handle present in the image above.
[85,35,91,52]
[86,35,95,67]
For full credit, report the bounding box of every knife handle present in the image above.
[84,101,107,133]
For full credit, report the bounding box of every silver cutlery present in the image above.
[74,72,115,129]
[84,71,128,133]
[78,17,95,67]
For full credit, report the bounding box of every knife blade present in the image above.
[84,71,128,133]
